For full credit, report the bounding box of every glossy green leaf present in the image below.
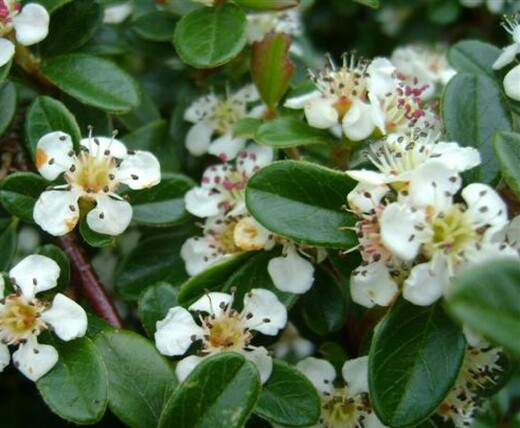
[132,11,177,42]
[255,118,336,148]
[25,96,82,158]
[246,161,357,248]
[159,353,260,428]
[174,4,247,68]
[0,81,16,135]
[234,0,299,10]
[94,330,177,428]
[446,259,520,356]
[138,282,178,337]
[447,40,501,79]
[0,173,48,223]
[255,360,320,427]
[177,252,255,305]
[40,0,103,56]
[79,217,116,248]
[369,299,466,427]
[442,73,512,184]
[41,54,140,114]
[119,89,161,131]
[251,32,295,109]
[353,0,379,8]
[37,337,108,424]
[0,217,17,271]
[234,118,263,139]
[493,131,520,197]
[36,244,70,292]
[300,265,346,335]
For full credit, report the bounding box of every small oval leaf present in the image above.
[0,172,48,223]
[255,118,336,148]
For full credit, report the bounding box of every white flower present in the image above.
[460,0,507,14]
[0,255,87,381]
[0,1,49,67]
[184,85,266,160]
[103,1,132,24]
[272,322,314,360]
[503,63,520,101]
[154,288,287,383]
[246,9,302,43]
[297,357,386,428]
[493,14,520,70]
[33,130,161,236]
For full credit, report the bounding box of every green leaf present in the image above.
[255,360,320,427]
[132,10,177,42]
[234,118,263,139]
[369,299,466,427]
[447,40,500,80]
[442,73,512,184]
[255,118,336,148]
[234,0,299,10]
[119,88,161,131]
[116,229,191,300]
[36,244,70,292]
[79,217,116,248]
[0,172,48,223]
[41,54,140,114]
[158,353,260,428]
[251,32,295,109]
[300,265,346,335]
[446,259,520,356]
[353,0,379,8]
[0,217,17,271]
[177,252,255,306]
[37,337,108,424]
[0,81,16,135]
[174,4,247,68]
[493,131,520,197]
[35,0,72,13]
[64,95,112,135]
[246,161,357,248]
[94,329,177,428]
[138,282,178,337]
[25,96,82,159]
[40,0,103,56]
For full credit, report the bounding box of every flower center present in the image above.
[0,0,18,34]
[211,98,247,134]
[0,294,46,345]
[201,311,251,352]
[66,151,118,198]
[321,389,370,428]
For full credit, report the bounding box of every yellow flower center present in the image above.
[321,389,370,428]
[211,98,247,134]
[0,294,46,344]
[201,310,252,353]
[65,151,118,198]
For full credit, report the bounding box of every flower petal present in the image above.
[347,182,389,214]
[284,91,320,109]
[403,262,448,306]
[80,136,127,158]
[296,357,335,395]
[35,131,74,181]
[351,262,399,308]
[462,183,508,232]
[13,3,50,46]
[241,346,272,384]
[234,217,274,251]
[0,38,15,68]
[189,292,233,317]
[241,288,287,335]
[33,190,80,236]
[155,307,203,356]
[432,142,481,173]
[492,44,520,70]
[233,84,260,103]
[117,151,161,189]
[185,187,224,218]
[304,97,338,129]
[9,254,60,299]
[180,236,228,276]
[86,194,132,235]
[176,355,204,382]
[236,144,273,177]
[504,64,520,102]
[41,293,87,341]
[267,245,315,294]
[342,356,369,396]
[103,1,132,24]
[185,121,213,156]
[12,338,58,382]
[367,57,396,99]
[342,100,375,141]
[184,94,219,123]
[0,343,10,373]
[208,132,246,161]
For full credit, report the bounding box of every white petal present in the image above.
[380,203,426,261]
[284,91,321,109]
[41,294,87,341]
[504,64,520,102]
[234,217,273,251]
[175,355,204,382]
[342,356,369,396]
[296,357,335,395]
[403,262,448,306]
[13,339,58,382]
[346,170,386,186]
[208,132,246,161]
[236,143,273,176]
[0,38,15,68]
[13,4,50,46]
[189,292,233,317]
[267,245,315,294]
[241,346,272,384]
[342,100,375,141]
[506,215,520,251]
[304,97,338,129]
[35,131,74,181]
[185,121,213,156]
[347,182,389,214]
[367,57,397,99]
[80,136,127,158]
[432,142,481,172]
[117,151,161,189]
[155,307,203,356]
[462,183,508,232]
[241,288,287,335]
[9,254,59,299]
[180,236,228,276]
[33,190,80,236]
[492,44,520,70]
[0,275,4,299]
[233,84,260,103]
[86,194,132,235]
[103,2,132,24]
[351,262,399,308]
[0,343,10,373]
[184,94,219,123]
[185,187,223,218]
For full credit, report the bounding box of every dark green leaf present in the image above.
[37,337,108,424]
[446,259,520,356]
[0,81,16,135]
[493,131,520,197]
[234,0,299,10]
[119,89,161,131]
[159,353,260,428]
[64,95,112,135]
[94,329,177,428]
[255,118,336,148]
[174,4,247,68]
[132,10,177,42]
[246,161,357,248]
[353,0,379,8]
[442,73,512,184]
[0,173,48,223]
[41,54,140,114]
[0,59,12,83]
[447,40,501,80]
[0,217,17,271]
[255,360,320,427]
[35,0,72,13]
[369,299,466,427]
[234,118,263,139]
[36,244,70,292]
[138,282,178,337]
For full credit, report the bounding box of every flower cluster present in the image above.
[493,13,520,101]
[246,9,302,44]
[33,130,161,236]
[0,255,87,381]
